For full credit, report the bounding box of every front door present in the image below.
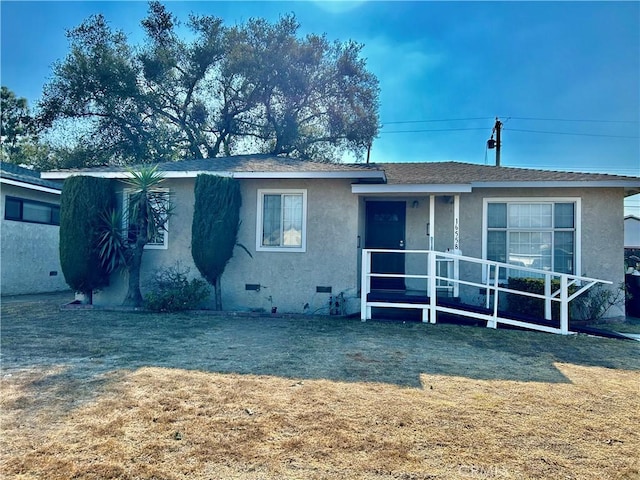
[365,201,406,290]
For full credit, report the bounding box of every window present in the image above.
[123,189,170,249]
[4,196,60,225]
[485,199,579,277]
[256,189,307,252]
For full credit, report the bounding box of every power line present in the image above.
[382,116,639,125]
[383,117,494,125]
[500,116,639,124]
[505,127,639,139]
[380,127,487,134]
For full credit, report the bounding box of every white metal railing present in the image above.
[361,249,612,335]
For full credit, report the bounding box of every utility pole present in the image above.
[487,117,503,166]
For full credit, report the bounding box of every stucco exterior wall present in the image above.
[94,177,361,314]
[93,179,627,318]
[1,184,68,295]
[226,178,360,314]
[456,187,626,317]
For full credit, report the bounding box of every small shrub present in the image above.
[144,264,209,312]
[506,277,578,321]
[507,277,624,322]
[571,283,625,322]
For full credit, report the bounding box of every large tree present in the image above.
[38,2,379,165]
[0,86,52,167]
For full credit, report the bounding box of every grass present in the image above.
[588,315,640,334]
[1,297,639,479]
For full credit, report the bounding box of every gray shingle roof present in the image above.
[161,154,380,173]
[1,162,62,191]
[374,161,640,185]
[52,154,381,174]
[42,156,639,193]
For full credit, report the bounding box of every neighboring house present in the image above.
[1,162,68,295]
[624,215,640,249]
[42,155,640,318]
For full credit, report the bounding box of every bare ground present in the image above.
[1,296,639,479]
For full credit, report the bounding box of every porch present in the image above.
[360,249,612,335]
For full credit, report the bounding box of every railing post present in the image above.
[428,251,437,324]
[560,274,569,334]
[489,263,499,329]
[544,273,552,321]
[361,249,370,321]
[453,251,460,298]
[485,264,491,309]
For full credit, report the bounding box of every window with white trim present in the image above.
[123,189,170,249]
[485,200,577,277]
[256,189,307,252]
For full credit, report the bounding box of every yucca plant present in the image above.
[97,209,127,274]
[98,165,173,307]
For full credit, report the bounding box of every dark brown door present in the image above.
[365,201,406,290]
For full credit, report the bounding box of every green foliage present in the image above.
[0,86,53,167]
[192,175,242,286]
[571,283,626,322]
[97,209,128,274]
[59,176,114,296]
[123,166,172,247]
[506,277,578,321]
[506,277,624,322]
[38,3,379,165]
[96,165,173,307]
[144,264,209,312]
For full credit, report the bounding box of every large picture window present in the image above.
[256,189,307,252]
[123,189,170,249]
[485,199,579,278]
[4,196,60,226]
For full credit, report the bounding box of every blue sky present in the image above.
[1,1,639,212]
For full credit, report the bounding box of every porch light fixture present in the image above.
[412,200,419,208]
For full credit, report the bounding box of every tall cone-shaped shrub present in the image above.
[192,175,242,310]
[60,175,114,303]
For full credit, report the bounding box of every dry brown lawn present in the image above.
[2,362,639,480]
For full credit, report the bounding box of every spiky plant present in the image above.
[98,165,172,307]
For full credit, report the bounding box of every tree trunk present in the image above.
[214,274,223,311]
[123,245,144,307]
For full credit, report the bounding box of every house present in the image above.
[1,162,68,295]
[42,155,640,321]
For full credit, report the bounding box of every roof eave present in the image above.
[473,180,640,197]
[0,177,62,195]
[42,169,386,181]
[352,184,472,194]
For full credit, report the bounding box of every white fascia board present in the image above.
[0,177,61,195]
[351,183,472,194]
[473,180,640,189]
[42,169,385,181]
[42,171,130,179]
